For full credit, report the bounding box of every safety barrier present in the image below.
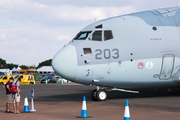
[0,93,153,119]
[129,102,153,120]
[33,96,153,120]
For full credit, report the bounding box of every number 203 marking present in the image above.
[95,49,119,59]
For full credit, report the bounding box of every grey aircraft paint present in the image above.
[52,6,180,101]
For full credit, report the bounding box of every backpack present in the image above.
[11,81,18,94]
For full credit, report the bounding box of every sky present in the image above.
[0,0,180,66]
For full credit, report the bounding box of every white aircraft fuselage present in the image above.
[52,6,180,101]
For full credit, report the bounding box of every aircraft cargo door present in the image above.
[159,54,175,80]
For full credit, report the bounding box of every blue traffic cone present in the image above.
[81,96,88,118]
[23,94,30,112]
[124,99,130,120]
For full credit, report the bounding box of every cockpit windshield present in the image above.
[89,31,102,41]
[88,30,113,41]
[73,31,92,40]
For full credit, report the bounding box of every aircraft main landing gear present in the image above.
[91,88,107,101]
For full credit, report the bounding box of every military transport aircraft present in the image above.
[52,6,180,101]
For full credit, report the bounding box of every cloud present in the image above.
[0,33,6,40]
[0,28,71,65]
[0,28,72,42]
[0,0,136,27]
[1,0,179,66]
[26,0,180,10]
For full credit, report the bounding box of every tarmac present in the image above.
[0,84,180,120]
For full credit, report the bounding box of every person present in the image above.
[4,77,14,113]
[12,78,21,114]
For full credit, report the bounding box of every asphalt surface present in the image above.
[0,84,180,120]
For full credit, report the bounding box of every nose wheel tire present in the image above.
[96,90,107,101]
[91,89,98,101]
[91,89,107,101]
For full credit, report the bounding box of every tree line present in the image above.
[0,58,52,70]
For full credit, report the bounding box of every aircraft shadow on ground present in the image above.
[34,88,180,102]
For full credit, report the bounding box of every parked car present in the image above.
[42,75,47,78]
[55,75,60,78]
[57,77,71,83]
[14,74,35,85]
[0,75,14,85]
[41,76,56,83]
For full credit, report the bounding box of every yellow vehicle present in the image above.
[0,75,14,85]
[14,75,34,85]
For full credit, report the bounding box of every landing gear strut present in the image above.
[91,87,107,101]
[91,86,139,101]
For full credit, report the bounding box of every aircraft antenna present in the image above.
[94,18,96,22]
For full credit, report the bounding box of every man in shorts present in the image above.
[4,77,14,113]
[12,78,21,114]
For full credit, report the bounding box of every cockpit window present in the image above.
[73,31,92,40]
[88,31,102,41]
[104,30,113,41]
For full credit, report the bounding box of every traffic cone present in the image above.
[81,96,88,118]
[45,79,47,84]
[124,99,130,120]
[23,94,30,112]
[61,80,63,84]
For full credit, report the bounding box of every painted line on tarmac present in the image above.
[47,84,82,86]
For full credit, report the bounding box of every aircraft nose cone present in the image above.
[52,45,77,81]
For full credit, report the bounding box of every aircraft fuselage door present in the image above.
[159,54,175,80]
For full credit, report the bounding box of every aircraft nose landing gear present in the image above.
[91,89,98,101]
[97,90,107,101]
[90,86,139,101]
[91,88,107,101]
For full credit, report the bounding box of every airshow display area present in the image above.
[1,5,180,120]
[0,66,54,75]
